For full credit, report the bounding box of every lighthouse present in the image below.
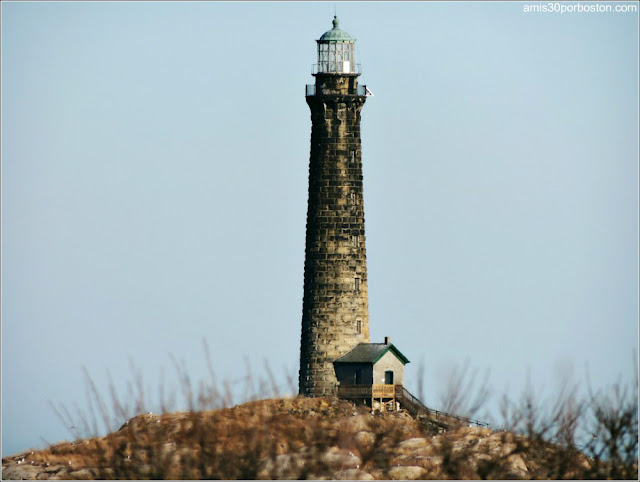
[295,18,481,425]
[298,17,371,396]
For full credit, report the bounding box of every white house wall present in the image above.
[372,350,405,385]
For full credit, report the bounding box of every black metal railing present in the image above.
[399,386,491,428]
[305,84,369,97]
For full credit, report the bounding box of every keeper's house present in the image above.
[334,337,410,411]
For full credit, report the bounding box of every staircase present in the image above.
[396,386,490,431]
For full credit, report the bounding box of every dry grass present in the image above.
[3,346,637,480]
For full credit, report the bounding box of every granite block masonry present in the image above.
[299,17,371,396]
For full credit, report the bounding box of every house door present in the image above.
[385,370,394,385]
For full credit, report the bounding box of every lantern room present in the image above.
[314,16,359,75]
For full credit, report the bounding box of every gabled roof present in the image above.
[334,343,410,365]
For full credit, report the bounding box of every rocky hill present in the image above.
[1,396,631,479]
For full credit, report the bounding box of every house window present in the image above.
[385,370,394,385]
[356,319,362,334]
[354,277,360,292]
[354,369,362,385]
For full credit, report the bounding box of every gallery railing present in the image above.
[311,63,362,75]
[305,84,369,97]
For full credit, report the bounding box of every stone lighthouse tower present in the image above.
[299,17,371,396]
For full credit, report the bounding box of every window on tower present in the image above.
[354,277,360,292]
[356,319,362,334]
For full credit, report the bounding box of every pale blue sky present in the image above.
[2,1,638,456]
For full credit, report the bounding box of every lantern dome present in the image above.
[318,16,355,42]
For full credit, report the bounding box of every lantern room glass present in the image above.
[317,41,355,74]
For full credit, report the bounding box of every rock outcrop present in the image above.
[2,397,597,480]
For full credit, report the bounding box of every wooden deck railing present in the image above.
[372,384,395,398]
[338,384,397,399]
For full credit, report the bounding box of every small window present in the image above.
[354,277,360,292]
[351,235,359,247]
[350,150,356,163]
[354,369,362,385]
[385,370,394,385]
[356,319,362,334]
[351,192,356,205]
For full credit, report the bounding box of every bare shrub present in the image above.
[37,350,638,480]
[438,358,491,421]
[582,370,639,479]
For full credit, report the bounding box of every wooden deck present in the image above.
[337,384,399,411]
